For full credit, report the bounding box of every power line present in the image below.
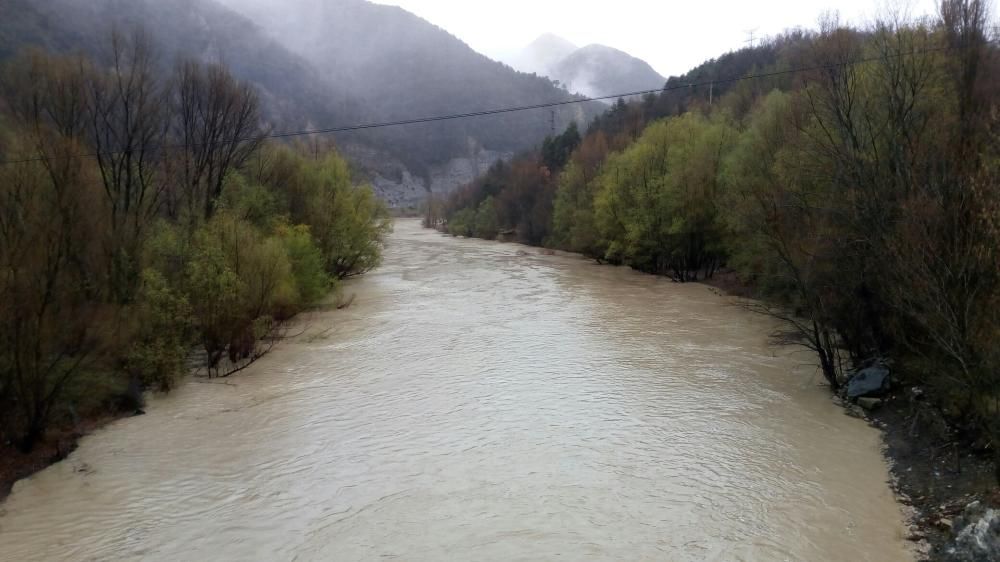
[0,44,958,166]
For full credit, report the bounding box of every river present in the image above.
[0,219,910,561]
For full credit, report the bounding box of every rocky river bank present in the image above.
[831,367,999,561]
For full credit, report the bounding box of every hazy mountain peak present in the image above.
[575,43,631,56]
[552,43,666,99]
[532,32,576,46]
[502,34,665,100]
[525,33,579,60]
[502,33,577,76]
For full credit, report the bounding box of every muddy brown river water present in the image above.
[0,219,911,561]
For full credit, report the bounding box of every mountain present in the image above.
[0,0,603,207]
[550,44,666,99]
[212,0,602,197]
[505,33,578,77]
[0,0,359,130]
[505,36,666,101]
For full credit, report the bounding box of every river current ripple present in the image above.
[0,219,910,561]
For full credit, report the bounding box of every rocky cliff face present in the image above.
[428,150,514,196]
[341,143,512,209]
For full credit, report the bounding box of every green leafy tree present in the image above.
[261,149,392,279]
[541,122,582,171]
[551,131,610,257]
[277,224,333,306]
[448,208,475,237]
[183,212,297,376]
[474,196,500,240]
[124,270,193,393]
[595,112,732,280]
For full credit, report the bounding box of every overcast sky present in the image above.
[373,0,941,77]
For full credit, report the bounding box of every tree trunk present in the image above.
[18,419,44,454]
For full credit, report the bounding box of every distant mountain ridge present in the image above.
[505,34,666,100]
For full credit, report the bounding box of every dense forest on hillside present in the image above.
[435,2,1000,483]
[0,29,391,453]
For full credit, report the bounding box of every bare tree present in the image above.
[0,49,91,142]
[940,0,991,161]
[172,58,266,222]
[0,52,109,449]
[85,28,170,302]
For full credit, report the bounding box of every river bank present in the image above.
[662,263,998,560]
[855,388,999,560]
[706,269,1000,559]
[649,265,999,560]
[0,413,117,502]
[0,301,348,503]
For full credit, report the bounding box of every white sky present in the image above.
[373,0,941,77]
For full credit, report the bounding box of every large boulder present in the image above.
[857,397,882,411]
[847,366,891,398]
[944,501,1000,562]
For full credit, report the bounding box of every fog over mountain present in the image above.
[504,34,666,101]
[551,44,666,99]
[1,0,604,207]
[213,0,603,203]
[504,33,578,77]
[0,0,359,128]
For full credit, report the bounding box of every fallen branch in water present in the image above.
[193,379,238,387]
[192,321,289,379]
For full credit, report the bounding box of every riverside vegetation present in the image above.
[433,0,1000,533]
[0,30,391,467]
